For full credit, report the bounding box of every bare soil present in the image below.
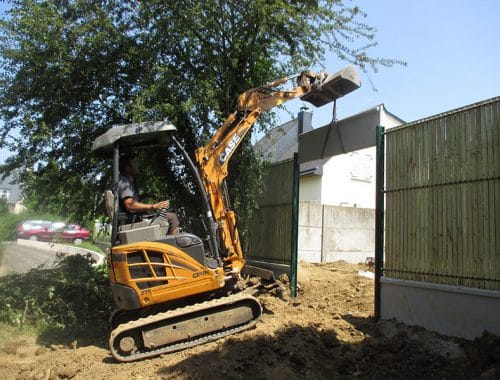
[0,261,499,379]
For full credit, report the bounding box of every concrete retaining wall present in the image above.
[17,239,105,266]
[381,277,500,339]
[298,202,375,263]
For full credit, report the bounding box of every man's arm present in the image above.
[123,198,170,213]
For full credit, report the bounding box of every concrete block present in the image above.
[381,277,500,339]
[299,203,323,227]
[323,250,372,264]
[323,228,374,252]
[323,206,374,229]
[298,249,322,263]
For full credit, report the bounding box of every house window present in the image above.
[350,153,373,182]
[0,189,10,200]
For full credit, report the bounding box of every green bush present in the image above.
[0,255,113,339]
[0,198,8,214]
[0,212,24,241]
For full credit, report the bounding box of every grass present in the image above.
[0,322,38,346]
[50,240,107,255]
[74,241,106,254]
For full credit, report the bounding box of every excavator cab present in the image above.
[92,121,177,246]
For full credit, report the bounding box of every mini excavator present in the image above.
[92,66,360,362]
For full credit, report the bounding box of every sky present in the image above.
[1,0,500,163]
[278,0,500,128]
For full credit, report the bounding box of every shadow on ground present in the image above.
[155,320,494,380]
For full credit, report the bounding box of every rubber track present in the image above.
[109,293,261,362]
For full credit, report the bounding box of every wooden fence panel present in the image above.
[247,159,294,265]
[384,97,500,290]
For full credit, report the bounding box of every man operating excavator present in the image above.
[115,154,180,235]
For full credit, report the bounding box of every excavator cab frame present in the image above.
[92,121,178,247]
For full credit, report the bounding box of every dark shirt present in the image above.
[115,174,142,221]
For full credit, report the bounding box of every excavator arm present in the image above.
[194,67,360,274]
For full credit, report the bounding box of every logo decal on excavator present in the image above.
[192,270,210,278]
[219,134,241,163]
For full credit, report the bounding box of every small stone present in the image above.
[58,367,77,379]
[34,346,47,356]
[278,273,290,284]
[2,344,17,355]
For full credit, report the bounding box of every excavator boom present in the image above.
[195,66,360,273]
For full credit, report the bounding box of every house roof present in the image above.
[0,171,23,204]
[254,119,298,163]
[300,158,328,176]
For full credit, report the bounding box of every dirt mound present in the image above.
[0,261,498,379]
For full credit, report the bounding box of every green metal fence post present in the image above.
[290,153,299,298]
[375,125,385,320]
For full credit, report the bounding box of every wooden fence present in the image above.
[247,159,294,265]
[384,97,500,290]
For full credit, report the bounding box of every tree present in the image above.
[0,0,148,222]
[0,0,403,235]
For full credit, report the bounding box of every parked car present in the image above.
[16,220,52,240]
[16,221,90,245]
[53,224,90,245]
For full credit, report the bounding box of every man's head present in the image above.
[119,154,140,177]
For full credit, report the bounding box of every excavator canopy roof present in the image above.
[92,121,177,155]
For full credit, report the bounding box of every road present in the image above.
[0,241,59,276]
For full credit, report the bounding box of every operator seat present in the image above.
[104,190,116,223]
[104,190,206,265]
[104,190,170,245]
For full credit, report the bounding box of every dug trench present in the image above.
[0,261,499,379]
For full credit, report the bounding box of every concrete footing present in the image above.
[381,276,500,339]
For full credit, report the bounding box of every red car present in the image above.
[17,221,90,245]
[16,220,52,240]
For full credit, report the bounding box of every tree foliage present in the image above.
[0,0,403,235]
[0,197,8,215]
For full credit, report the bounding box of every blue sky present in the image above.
[1,0,499,163]
[285,0,500,127]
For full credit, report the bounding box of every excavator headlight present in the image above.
[300,65,361,107]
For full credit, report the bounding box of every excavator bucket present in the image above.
[301,65,361,107]
[241,264,276,282]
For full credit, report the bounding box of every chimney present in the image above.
[298,106,312,136]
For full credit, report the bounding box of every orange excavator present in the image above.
[92,66,360,362]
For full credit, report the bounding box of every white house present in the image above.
[255,104,404,209]
[0,171,26,214]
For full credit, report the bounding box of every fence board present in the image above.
[455,112,464,286]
